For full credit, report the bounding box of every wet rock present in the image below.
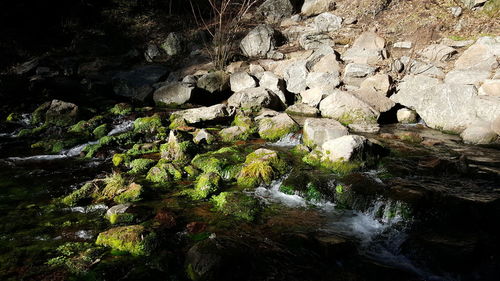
[319,90,379,125]
[397,131,423,143]
[153,82,194,106]
[96,225,155,256]
[161,32,183,56]
[313,12,342,32]
[227,87,284,112]
[170,104,235,126]
[42,100,79,126]
[154,209,176,228]
[219,126,251,142]
[191,147,245,178]
[478,80,500,96]
[190,172,221,200]
[256,0,295,23]
[343,63,377,87]
[342,31,386,64]
[285,103,320,117]
[105,204,132,224]
[196,71,230,94]
[14,58,39,75]
[301,0,336,16]
[397,108,418,124]
[161,130,195,165]
[257,112,299,141]
[211,191,261,222]
[284,60,309,93]
[303,118,349,148]
[112,65,168,101]
[229,72,257,92]
[461,121,498,144]
[240,24,279,58]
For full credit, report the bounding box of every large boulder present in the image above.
[170,104,235,125]
[454,37,499,71]
[112,65,168,101]
[35,99,79,126]
[258,71,287,104]
[461,121,498,144]
[303,118,349,148]
[230,72,257,92]
[353,74,394,112]
[153,82,193,106]
[311,53,341,74]
[256,0,295,23]
[161,32,184,56]
[419,44,457,64]
[444,70,491,86]
[227,87,284,112]
[321,135,371,162]
[240,24,280,58]
[197,71,230,94]
[300,87,329,108]
[342,31,386,65]
[284,60,309,93]
[319,90,379,124]
[257,112,299,141]
[285,103,319,117]
[301,0,336,16]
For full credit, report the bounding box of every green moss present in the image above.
[134,114,163,134]
[46,242,104,273]
[219,126,252,142]
[168,117,187,129]
[146,165,171,183]
[114,183,143,204]
[165,162,183,180]
[335,184,344,194]
[279,185,295,195]
[68,116,104,137]
[31,101,51,125]
[191,146,245,177]
[303,150,361,175]
[291,144,310,156]
[101,173,127,200]
[210,191,260,222]
[95,225,155,256]
[109,103,133,115]
[258,118,299,141]
[6,112,21,122]
[92,124,109,139]
[108,213,135,224]
[128,158,156,175]
[61,182,96,206]
[184,165,200,179]
[112,153,129,166]
[337,110,377,126]
[483,0,500,17]
[305,183,321,201]
[189,172,221,200]
[233,114,253,129]
[237,149,286,188]
[398,132,423,143]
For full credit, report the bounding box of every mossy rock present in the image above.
[211,192,261,222]
[279,169,333,202]
[160,130,196,165]
[257,113,299,141]
[106,204,136,224]
[6,112,21,122]
[95,225,156,256]
[302,150,362,176]
[184,165,200,179]
[46,242,105,274]
[134,114,163,134]
[128,158,156,175]
[146,164,172,183]
[31,101,51,125]
[101,173,127,200]
[109,103,133,115]
[191,147,246,178]
[61,182,97,207]
[189,172,221,200]
[237,148,286,188]
[92,124,109,139]
[112,153,130,166]
[114,183,143,204]
[68,115,104,137]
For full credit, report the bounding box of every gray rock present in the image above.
[419,44,457,64]
[240,24,278,58]
[491,116,500,135]
[319,90,379,124]
[461,0,488,8]
[306,72,340,89]
[256,0,295,23]
[193,129,215,144]
[311,53,341,74]
[479,80,500,96]
[348,123,380,133]
[44,100,79,126]
[285,103,320,117]
[303,118,348,147]
[440,38,474,48]
[284,60,309,93]
[112,65,168,101]
[461,121,497,144]
[342,31,386,64]
[444,70,491,86]
[454,40,499,71]
[144,44,161,62]
[197,71,230,93]
[259,71,287,105]
[343,63,377,86]
[314,12,342,32]
[106,204,131,219]
[171,104,235,125]
[397,108,418,124]
[227,87,284,111]
[219,126,249,142]
[299,32,334,50]
[14,58,39,75]
[393,41,413,49]
[450,6,462,17]
[153,82,193,106]
[302,0,336,16]
[161,32,183,56]
[321,135,369,162]
[405,59,446,78]
[257,112,299,141]
[353,74,394,112]
[300,87,329,108]
[230,72,257,92]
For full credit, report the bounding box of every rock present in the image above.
[219,126,252,142]
[193,129,215,144]
[230,72,257,92]
[240,24,279,58]
[491,116,500,135]
[161,130,195,165]
[319,90,379,124]
[300,87,329,107]
[227,87,284,112]
[96,225,154,256]
[306,72,341,90]
[42,100,79,126]
[226,61,249,74]
[393,42,413,49]
[454,39,499,71]
[441,38,474,48]
[353,74,394,112]
[105,204,132,224]
[301,0,336,16]
[461,0,488,8]
[397,108,418,123]
[144,44,161,62]
[311,53,341,74]
[404,59,446,78]
[444,70,491,86]
[14,58,39,75]
[313,12,342,32]
[299,32,334,50]
[449,6,462,17]
[249,64,265,77]
[303,118,349,147]
[257,112,299,141]
[197,71,230,93]
[153,82,194,106]
[171,104,235,125]
[343,63,377,86]
[461,121,497,144]
[348,123,380,133]
[285,103,320,117]
[258,71,287,104]
[256,0,295,23]
[161,32,183,56]
[237,148,285,187]
[112,65,168,101]
[321,135,370,162]
[342,31,386,64]
[284,60,309,93]
[479,80,500,96]
[419,44,457,64]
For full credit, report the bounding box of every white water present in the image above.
[271,133,302,147]
[67,203,108,214]
[107,120,134,136]
[4,140,98,162]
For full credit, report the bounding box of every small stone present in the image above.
[348,123,380,133]
[314,12,342,32]
[230,72,257,92]
[393,42,413,49]
[343,63,377,86]
[450,6,462,17]
[153,82,193,106]
[397,108,418,124]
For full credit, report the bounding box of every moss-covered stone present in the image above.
[134,114,163,134]
[109,103,133,115]
[46,242,104,273]
[112,153,130,166]
[219,126,252,142]
[68,116,104,137]
[184,165,200,179]
[160,130,195,165]
[6,112,21,122]
[126,142,160,156]
[92,124,109,139]
[191,147,245,178]
[31,101,51,125]
[95,225,155,256]
[128,158,156,175]
[237,148,286,188]
[257,113,299,141]
[114,183,143,204]
[146,164,171,183]
[302,149,362,175]
[101,173,127,200]
[61,182,96,206]
[190,172,221,200]
[210,192,260,222]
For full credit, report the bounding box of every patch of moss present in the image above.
[184,165,200,179]
[189,172,221,200]
[337,110,377,126]
[92,124,109,139]
[191,146,245,177]
[95,225,155,256]
[237,149,286,188]
[6,112,21,122]
[108,212,135,224]
[210,191,260,222]
[134,114,163,134]
[61,182,96,206]
[112,153,130,166]
[160,130,196,165]
[31,101,51,125]
[146,164,171,183]
[109,103,133,115]
[114,183,143,204]
[128,158,156,175]
[46,242,104,273]
[101,173,127,200]
[258,118,299,141]
[127,143,160,156]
